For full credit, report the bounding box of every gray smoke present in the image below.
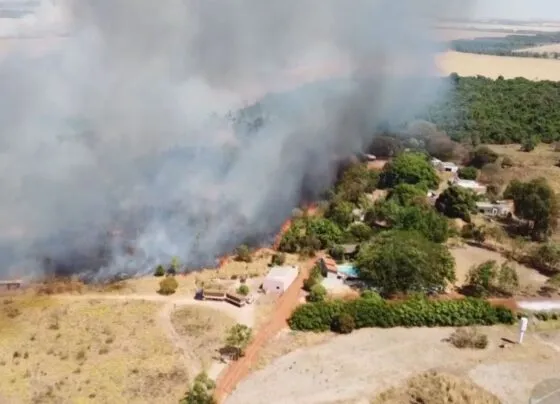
[0,0,473,280]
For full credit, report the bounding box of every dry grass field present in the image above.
[227,325,560,404]
[0,295,187,404]
[486,144,560,193]
[171,306,236,371]
[434,28,515,41]
[436,51,560,80]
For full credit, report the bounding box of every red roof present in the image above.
[318,256,338,273]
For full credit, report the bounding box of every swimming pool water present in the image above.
[336,263,359,278]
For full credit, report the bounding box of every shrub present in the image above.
[447,328,489,349]
[469,146,498,169]
[235,245,252,263]
[288,297,514,332]
[501,156,514,168]
[158,276,179,295]
[360,290,383,302]
[464,261,519,297]
[458,166,478,180]
[154,265,165,277]
[303,265,323,292]
[521,136,538,152]
[271,253,286,266]
[332,313,356,334]
[307,284,327,302]
[329,245,345,262]
[237,284,250,296]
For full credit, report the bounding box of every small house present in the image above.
[262,266,298,294]
[476,201,513,217]
[225,292,246,307]
[450,178,487,195]
[202,289,226,301]
[438,161,459,173]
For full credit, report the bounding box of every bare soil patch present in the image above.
[227,325,560,404]
[437,51,560,81]
[0,296,187,404]
[515,44,560,54]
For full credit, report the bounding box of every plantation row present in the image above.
[288,295,515,333]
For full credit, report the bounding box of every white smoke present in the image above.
[0,0,474,279]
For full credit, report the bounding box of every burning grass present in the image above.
[0,297,187,403]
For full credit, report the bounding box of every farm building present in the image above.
[262,266,298,294]
[438,161,459,173]
[476,201,513,217]
[450,177,487,195]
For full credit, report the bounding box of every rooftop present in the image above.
[266,266,298,279]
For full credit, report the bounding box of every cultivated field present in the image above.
[436,51,560,80]
[0,296,188,404]
[227,325,560,404]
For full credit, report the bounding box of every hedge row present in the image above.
[288,297,515,332]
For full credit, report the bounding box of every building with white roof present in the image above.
[262,266,298,294]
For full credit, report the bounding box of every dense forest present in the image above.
[449,32,560,59]
[425,75,560,144]
[235,75,560,145]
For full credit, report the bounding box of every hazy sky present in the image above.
[475,0,560,20]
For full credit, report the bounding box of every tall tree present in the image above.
[224,324,253,360]
[355,230,455,297]
[504,178,559,240]
[378,152,439,189]
[435,186,477,222]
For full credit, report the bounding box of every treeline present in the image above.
[449,32,560,59]
[425,75,560,144]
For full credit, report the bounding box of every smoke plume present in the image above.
[0,0,473,280]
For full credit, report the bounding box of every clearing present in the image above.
[486,144,560,194]
[0,295,187,404]
[226,325,560,404]
[450,244,547,294]
[436,51,560,81]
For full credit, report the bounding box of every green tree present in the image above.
[386,183,427,206]
[530,243,560,271]
[307,284,327,302]
[521,136,538,152]
[435,186,477,222]
[180,372,216,404]
[346,222,373,242]
[168,256,180,275]
[325,197,355,228]
[307,218,344,249]
[154,265,165,277]
[378,152,439,190]
[303,264,323,291]
[336,162,379,203]
[464,260,519,297]
[392,205,451,243]
[367,136,403,158]
[504,178,559,240]
[237,284,250,296]
[271,253,286,266]
[355,230,456,297]
[458,166,478,180]
[224,324,252,360]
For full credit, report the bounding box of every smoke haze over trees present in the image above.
[0,0,473,279]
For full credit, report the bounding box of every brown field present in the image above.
[171,306,236,371]
[227,325,560,404]
[450,244,547,295]
[486,144,560,193]
[515,44,560,54]
[437,51,560,81]
[0,296,188,404]
[434,28,515,41]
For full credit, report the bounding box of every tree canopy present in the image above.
[504,178,559,240]
[435,186,477,222]
[378,152,439,190]
[355,230,456,297]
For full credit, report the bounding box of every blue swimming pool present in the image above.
[337,263,359,278]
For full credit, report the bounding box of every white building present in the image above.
[450,178,487,195]
[438,161,459,173]
[262,266,298,294]
[476,201,513,217]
